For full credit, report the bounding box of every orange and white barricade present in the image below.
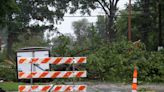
[51,85,87,92]
[18,57,86,64]
[132,66,138,92]
[19,85,87,92]
[19,85,52,92]
[18,57,87,92]
[18,71,87,79]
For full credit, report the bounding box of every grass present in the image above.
[0,82,23,91]
[138,88,156,92]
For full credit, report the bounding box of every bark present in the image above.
[108,12,115,42]
[99,0,118,42]
[158,0,162,46]
[108,0,117,42]
[7,33,14,59]
[141,0,150,43]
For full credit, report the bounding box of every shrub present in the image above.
[87,40,164,83]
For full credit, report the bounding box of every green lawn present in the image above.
[0,82,23,91]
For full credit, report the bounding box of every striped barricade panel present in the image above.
[19,85,52,92]
[18,71,87,79]
[51,85,87,92]
[19,85,87,92]
[18,57,86,64]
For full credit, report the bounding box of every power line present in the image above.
[62,13,148,18]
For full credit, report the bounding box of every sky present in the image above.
[55,0,134,36]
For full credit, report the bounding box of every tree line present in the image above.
[0,0,163,82]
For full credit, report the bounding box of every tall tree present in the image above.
[72,18,102,56]
[5,0,61,59]
[51,35,73,57]
[0,0,19,24]
[96,16,107,41]
[72,19,91,44]
[158,0,162,47]
[116,0,164,50]
[0,0,19,51]
[54,0,120,42]
[139,0,150,46]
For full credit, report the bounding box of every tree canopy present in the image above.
[0,0,164,84]
[0,0,19,24]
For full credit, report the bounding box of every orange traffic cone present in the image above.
[132,66,138,92]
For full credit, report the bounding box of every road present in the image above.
[1,82,164,92]
[86,82,164,92]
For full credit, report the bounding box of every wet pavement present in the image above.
[7,82,164,92]
[87,88,129,92]
[86,82,164,92]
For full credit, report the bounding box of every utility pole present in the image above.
[128,0,132,41]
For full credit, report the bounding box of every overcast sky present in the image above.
[55,0,134,36]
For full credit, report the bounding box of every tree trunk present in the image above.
[107,6,116,42]
[7,33,14,59]
[158,0,162,46]
[141,0,150,44]
[108,16,115,42]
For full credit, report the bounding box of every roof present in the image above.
[17,47,50,52]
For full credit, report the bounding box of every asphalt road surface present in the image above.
[86,82,164,92]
